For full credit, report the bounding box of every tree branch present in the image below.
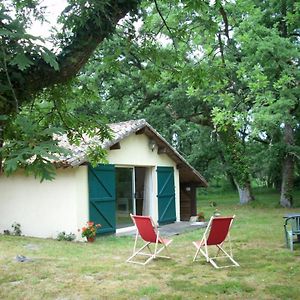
[1,47,19,112]
[14,0,140,105]
[218,3,230,40]
[217,32,226,66]
[154,0,177,49]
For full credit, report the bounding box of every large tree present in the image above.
[79,0,299,205]
[0,0,140,179]
[233,0,300,207]
[79,1,257,204]
[1,0,299,206]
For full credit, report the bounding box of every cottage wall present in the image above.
[0,132,182,239]
[0,167,88,239]
[107,133,180,222]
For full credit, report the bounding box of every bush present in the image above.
[56,231,76,241]
[3,223,22,236]
[11,222,22,236]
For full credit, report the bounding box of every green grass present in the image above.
[1,188,300,299]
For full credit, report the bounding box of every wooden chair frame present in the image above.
[193,215,239,269]
[126,214,172,265]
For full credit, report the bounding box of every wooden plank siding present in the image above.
[180,184,197,221]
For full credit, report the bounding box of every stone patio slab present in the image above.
[116,221,207,237]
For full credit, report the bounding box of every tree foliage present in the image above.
[79,0,299,205]
[0,0,299,206]
[0,0,140,180]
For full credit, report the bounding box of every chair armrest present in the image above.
[284,216,300,234]
[284,217,293,227]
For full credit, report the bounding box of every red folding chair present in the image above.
[126,214,173,265]
[193,215,239,268]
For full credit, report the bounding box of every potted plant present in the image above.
[80,221,101,242]
[197,212,205,222]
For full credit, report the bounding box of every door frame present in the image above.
[115,165,154,218]
[115,165,136,214]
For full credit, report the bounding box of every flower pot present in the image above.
[87,237,95,243]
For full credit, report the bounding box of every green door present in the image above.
[88,164,116,234]
[157,166,176,224]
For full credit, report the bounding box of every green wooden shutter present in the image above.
[88,164,116,234]
[157,166,176,224]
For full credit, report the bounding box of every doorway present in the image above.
[135,167,153,217]
[135,167,146,215]
[116,167,133,229]
[116,166,152,229]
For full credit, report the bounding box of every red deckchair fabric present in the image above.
[127,214,173,265]
[192,215,239,268]
[131,215,159,243]
[132,215,171,245]
[206,216,234,245]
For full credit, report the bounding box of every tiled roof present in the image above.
[57,119,208,187]
[106,119,148,147]
[56,119,147,166]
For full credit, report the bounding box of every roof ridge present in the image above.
[55,119,207,186]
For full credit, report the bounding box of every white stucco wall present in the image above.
[0,167,89,239]
[0,133,181,239]
[107,133,180,222]
[74,166,89,237]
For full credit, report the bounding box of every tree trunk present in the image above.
[219,150,236,190]
[234,180,255,205]
[219,126,255,203]
[3,0,140,110]
[280,123,294,207]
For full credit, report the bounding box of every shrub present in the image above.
[56,231,76,241]
[11,222,22,236]
[3,223,22,236]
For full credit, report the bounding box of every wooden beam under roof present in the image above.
[157,147,168,154]
[110,142,121,150]
[136,128,146,135]
[176,163,184,169]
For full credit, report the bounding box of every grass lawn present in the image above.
[1,188,300,299]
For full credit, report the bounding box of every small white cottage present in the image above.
[0,119,207,239]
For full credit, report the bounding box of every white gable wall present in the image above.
[0,167,88,239]
[107,133,180,222]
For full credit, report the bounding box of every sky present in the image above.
[28,0,67,44]
[27,0,170,49]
